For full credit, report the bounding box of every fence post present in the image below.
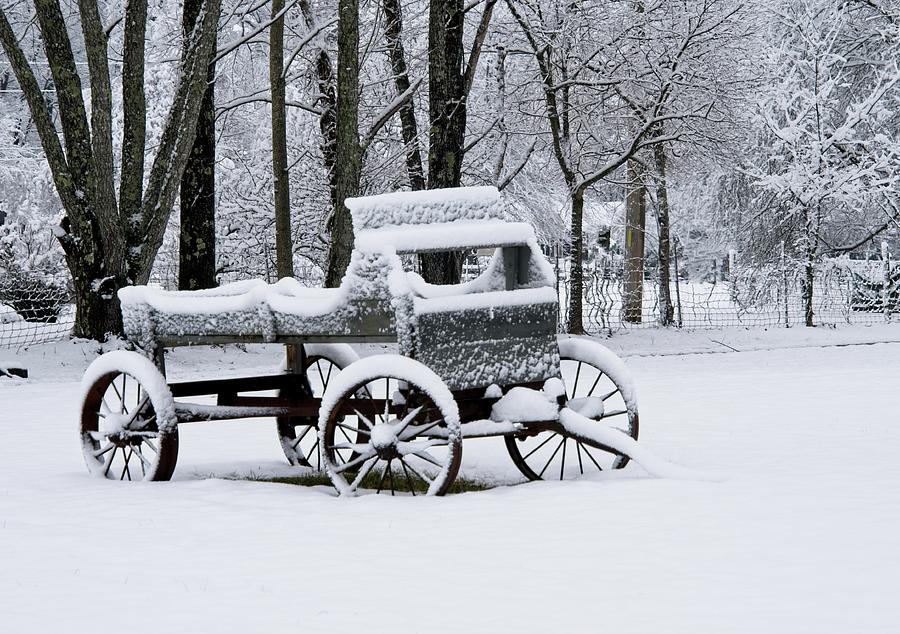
[673,237,683,327]
[781,241,790,328]
[882,241,892,324]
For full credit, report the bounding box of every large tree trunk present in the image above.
[0,0,221,341]
[383,0,425,191]
[654,144,674,326]
[270,0,294,279]
[325,0,361,288]
[567,189,585,334]
[420,0,466,285]
[70,247,123,339]
[623,160,646,323]
[178,0,217,290]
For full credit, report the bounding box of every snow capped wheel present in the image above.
[505,338,639,480]
[320,355,462,496]
[80,351,178,482]
[277,344,359,468]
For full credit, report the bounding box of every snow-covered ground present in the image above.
[2,330,899,632]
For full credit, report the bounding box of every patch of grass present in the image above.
[229,469,496,495]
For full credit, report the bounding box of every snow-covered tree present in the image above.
[753,0,900,325]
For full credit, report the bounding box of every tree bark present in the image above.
[567,189,585,334]
[421,0,467,284]
[0,0,221,340]
[383,0,425,191]
[179,0,218,290]
[653,144,674,326]
[270,0,294,279]
[623,160,646,323]
[325,0,361,288]
[803,205,817,327]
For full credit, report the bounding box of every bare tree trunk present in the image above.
[567,189,585,334]
[420,0,467,284]
[270,0,294,279]
[383,0,425,191]
[179,0,217,290]
[299,1,337,211]
[623,160,646,323]
[325,0,361,287]
[0,0,221,340]
[803,206,816,327]
[653,144,674,326]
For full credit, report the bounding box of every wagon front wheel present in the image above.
[80,351,179,482]
[505,338,638,480]
[320,355,462,496]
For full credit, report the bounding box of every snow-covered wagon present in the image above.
[80,187,639,495]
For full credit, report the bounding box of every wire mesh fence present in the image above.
[554,254,899,334]
[1,251,897,350]
[0,268,74,350]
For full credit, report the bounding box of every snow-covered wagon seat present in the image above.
[119,186,560,391]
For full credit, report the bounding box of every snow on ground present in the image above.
[1,330,900,632]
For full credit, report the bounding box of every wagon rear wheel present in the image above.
[277,344,359,468]
[505,338,638,480]
[80,351,178,482]
[320,355,462,496]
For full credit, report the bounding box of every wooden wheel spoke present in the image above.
[600,409,628,419]
[104,446,119,476]
[586,372,603,397]
[336,421,369,437]
[398,418,443,441]
[337,424,356,447]
[406,448,443,468]
[291,424,315,450]
[375,460,391,494]
[126,395,151,426]
[348,456,378,490]
[522,433,557,460]
[132,445,153,469]
[399,458,433,486]
[559,437,567,480]
[134,446,149,476]
[143,439,158,454]
[352,409,375,431]
[538,437,566,478]
[324,361,334,387]
[334,450,377,474]
[315,360,326,389]
[120,448,133,481]
[399,458,416,496]
[580,442,604,471]
[328,442,369,453]
[572,361,583,398]
[394,405,424,436]
[110,379,125,414]
[576,440,584,475]
[600,387,619,401]
[93,442,115,458]
[388,463,396,496]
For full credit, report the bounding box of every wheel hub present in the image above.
[370,423,400,460]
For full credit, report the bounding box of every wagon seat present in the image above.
[346,186,562,392]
